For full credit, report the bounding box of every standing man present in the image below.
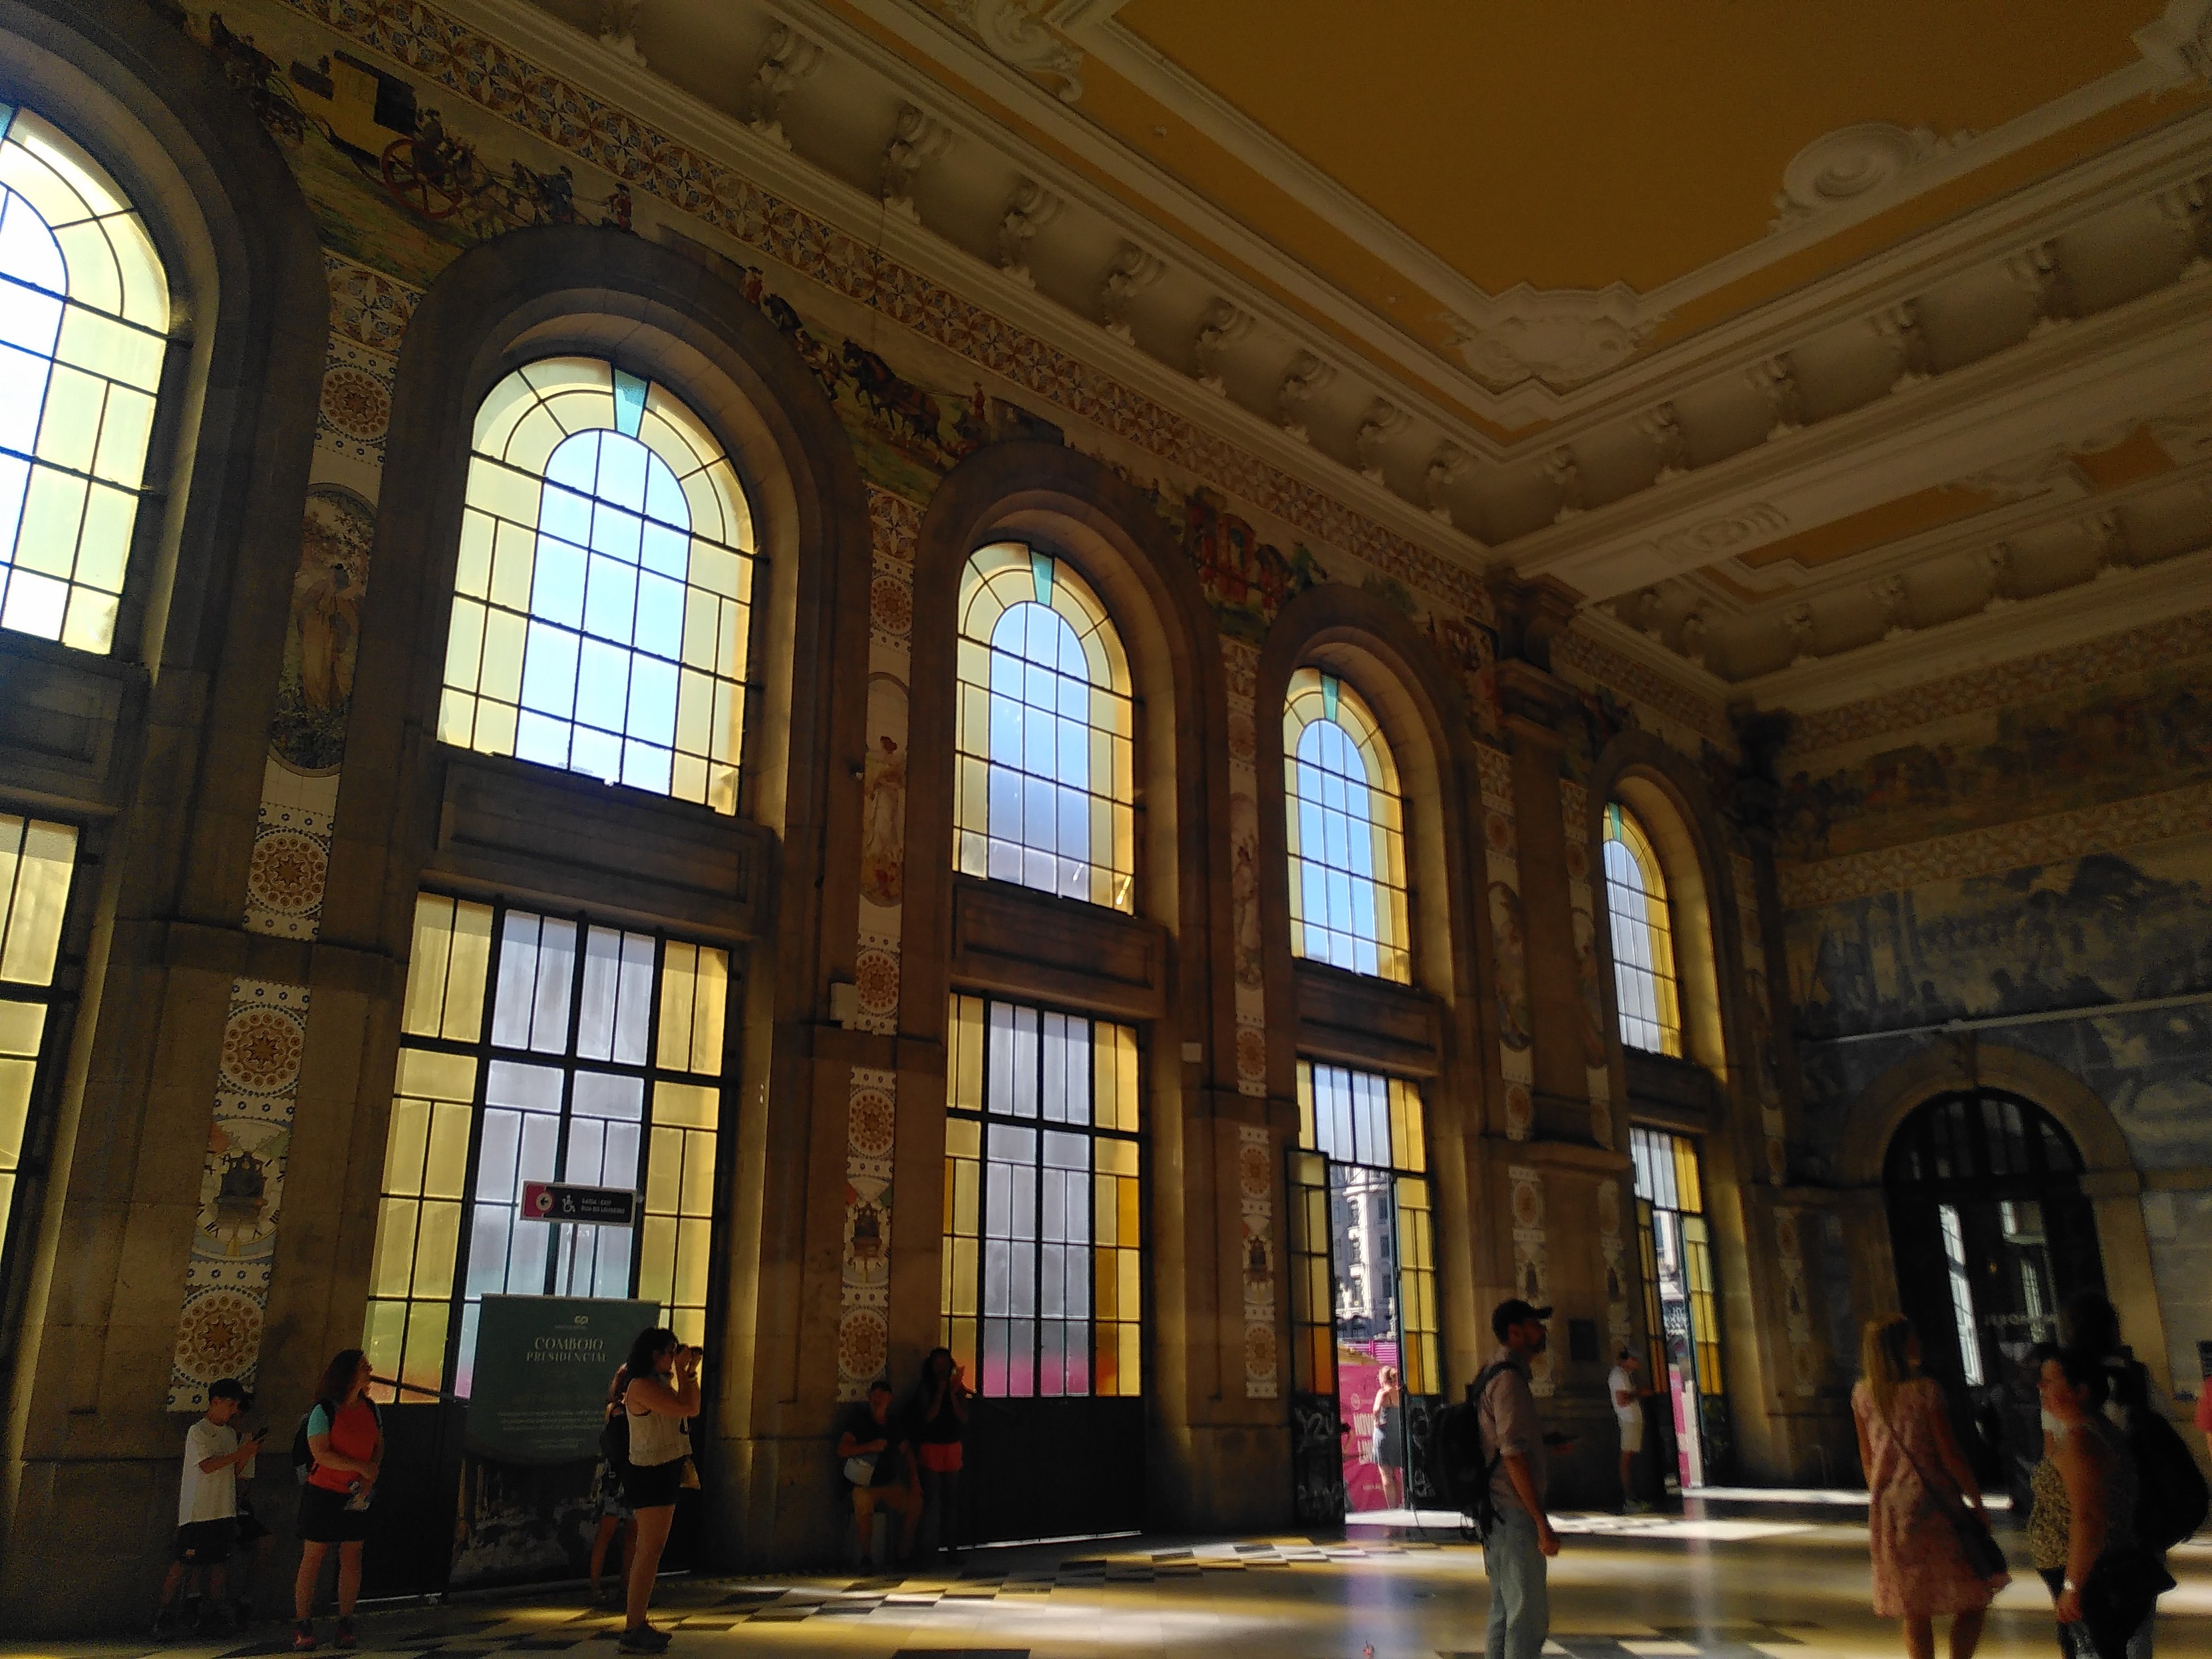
[1478,1298,1561,1659]
[1608,1348,1649,1513]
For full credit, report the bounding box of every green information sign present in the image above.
[466,1294,657,1465]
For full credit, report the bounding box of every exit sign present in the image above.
[519,1181,639,1227]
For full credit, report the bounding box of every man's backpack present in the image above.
[2127,1404,2209,1553]
[1430,1362,1511,1538]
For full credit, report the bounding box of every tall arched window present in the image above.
[440,358,757,813]
[1283,669,1409,982]
[1603,802,1681,1056]
[0,104,168,653]
[954,543,1134,911]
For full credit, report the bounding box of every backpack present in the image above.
[599,1405,630,1473]
[2127,1404,2209,1553]
[1430,1362,1511,1537]
[292,1398,381,1487]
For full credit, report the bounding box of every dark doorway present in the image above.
[1883,1089,2104,1503]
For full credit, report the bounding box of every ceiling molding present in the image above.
[1511,273,2212,596]
[1732,541,2212,714]
[1074,10,2196,385]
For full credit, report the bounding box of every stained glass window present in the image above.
[1604,804,1681,1056]
[1283,669,1409,982]
[1296,1060,1436,1394]
[0,814,77,1268]
[0,104,169,654]
[440,359,757,814]
[954,544,1134,911]
[941,993,1141,1399]
[366,893,728,1400]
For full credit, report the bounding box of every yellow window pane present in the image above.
[425,1100,473,1200]
[478,609,526,709]
[436,688,476,750]
[488,520,535,613]
[0,1000,43,1057]
[57,306,162,392]
[504,402,567,480]
[945,1115,980,1159]
[0,1056,32,1165]
[950,1150,979,1229]
[368,1198,420,1297]
[413,1199,462,1299]
[15,466,86,580]
[675,1216,710,1307]
[678,1132,716,1215]
[444,902,492,1038]
[473,698,518,756]
[653,1080,717,1130]
[90,383,154,484]
[443,597,486,692]
[689,949,727,1074]
[362,1298,408,1380]
[645,1126,683,1213]
[655,943,696,1071]
[108,216,168,333]
[60,585,118,653]
[464,455,540,529]
[1120,1322,1140,1392]
[400,896,455,1038]
[29,363,98,476]
[1094,1137,1137,1177]
[73,482,135,593]
[381,1096,430,1197]
[454,510,494,599]
[0,818,75,986]
[949,1235,978,1316]
[1118,1245,1140,1317]
[637,1215,676,1304]
[399,1300,450,1394]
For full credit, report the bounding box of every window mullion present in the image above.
[440,899,506,1398]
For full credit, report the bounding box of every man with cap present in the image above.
[1477,1298,1560,1659]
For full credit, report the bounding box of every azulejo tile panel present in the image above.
[1479,747,1533,1130]
[170,979,311,1410]
[1237,1123,1277,1400]
[1555,628,1729,747]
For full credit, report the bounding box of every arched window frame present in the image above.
[1603,800,1683,1058]
[953,541,1136,911]
[1283,667,1410,983]
[0,100,169,655]
[438,357,759,814]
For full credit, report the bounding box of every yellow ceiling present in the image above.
[1112,0,2159,297]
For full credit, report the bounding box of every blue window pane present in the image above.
[634,571,683,657]
[531,537,586,630]
[589,500,643,565]
[645,463,687,529]
[0,279,62,357]
[640,521,687,579]
[583,551,639,641]
[520,623,579,718]
[594,434,648,512]
[621,740,673,796]
[569,723,620,784]
[545,430,599,491]
[574,637,630,732]
[0,454,28,551]
[540,482,591,545]
[0,195,65,294]
[514,709,570,768]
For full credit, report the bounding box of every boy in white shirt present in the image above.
[154,1378,265,1638]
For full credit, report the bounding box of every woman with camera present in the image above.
[617,1330,700,1652]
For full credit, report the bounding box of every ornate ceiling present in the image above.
[512,0,2212,715]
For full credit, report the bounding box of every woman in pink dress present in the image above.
[1853,1315,2008,1659]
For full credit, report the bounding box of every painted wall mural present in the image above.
[1559,780,1615,1151]
[1507,1163,1553,1396]
[1480,748,1534,1140]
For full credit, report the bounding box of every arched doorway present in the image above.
[1883,1089,2104,1498]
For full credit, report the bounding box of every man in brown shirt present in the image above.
[1476,1298,1560,1659]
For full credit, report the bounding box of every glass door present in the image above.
[1631,1126,1728,1489]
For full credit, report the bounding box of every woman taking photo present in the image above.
[2026,1343,2172,1659]
[909,1347,971,1561]
[1853,1315,2007,1659]
[618,1329,699,1653]
[293,1350,381,1652]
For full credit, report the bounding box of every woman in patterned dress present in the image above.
[1854,1314,2008,1659]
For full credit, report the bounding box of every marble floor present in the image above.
[10,1498,2207,1659]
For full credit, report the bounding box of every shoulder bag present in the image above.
[1891,1415,2008,1581]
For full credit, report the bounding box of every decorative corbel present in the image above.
[599,0,645,63]
[2089,510,2133,578]
[1678,605,1711,670]
[1191,299,1253,394]
[1275,352,1333,443]
[1747,355,1806,440]
[2006,240,2078,335]
[1543,446,1584,522]
[1099,243,1165,343]
[1640,401,1690,482]
[1870,573,1913,639]
[1353,400,1408,483]
[1424,442,1470,523]
[1487,573,1583,675]
[1869,301,1933,391]
[2153,176,2211,275]
[879,104,953,220]
[1976,542,2019,609]
[1781,603,1817,667]
[997,180,1062,287]
[748,23,826,150]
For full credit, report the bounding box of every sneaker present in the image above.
[617,1625,671,1652]
[292,1620,318,1652]
[335,1617,357,1650]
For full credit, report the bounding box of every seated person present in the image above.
[836,1380,920,1567]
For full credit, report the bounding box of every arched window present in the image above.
[1603,802,1681,1056]
[439,358,757,813]
[1283,669,1409,982]
[0,104,168,654]
[954,543,1134,911]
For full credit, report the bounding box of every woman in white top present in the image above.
[617,1328,700,1654]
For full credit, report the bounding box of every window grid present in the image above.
[941,993,1141,1398]
[954,543,1136,911]
[1631,1124,1722,1398]
[0,814,77,1271]
[0,104,169,654]
[366,893,728,1403]
[440,358,757,814]
[1603,803,1682,1057]
[1286,1147,1335,1397]
[1283,669,1410,982]
[1295,1060,1438,1395]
